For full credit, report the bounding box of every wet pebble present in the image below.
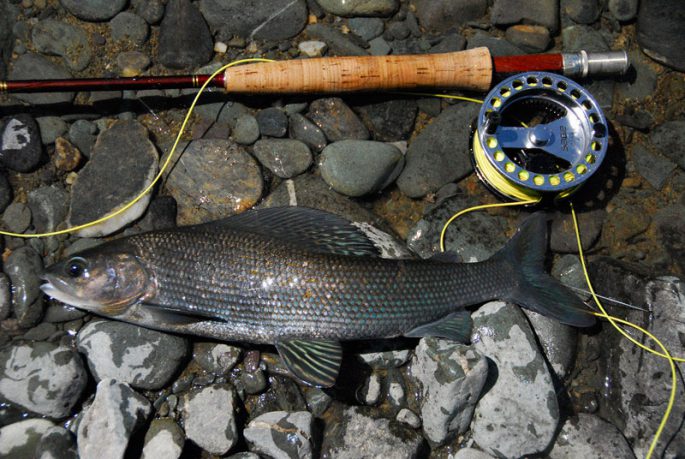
[396,103,479,198]
[2,202,31,233]
[193,342,242,375]
[523,310,578,379]
[117,51,151,76]
[491,0,559,32]
[53,137,82,172]
[136,195,177,232]
[368,36,391,55]
[288,113,327,152]
[505,24,551,52]
[110,12,149,45]
[42,303,86,323]
[316,0,398,17]
[132,0,165,24]
[562,24,609,52]
[182,384,238,455]
[28,185,69,233]
[4,246,44,327]
[22,322,58,341]
[199,0,307,40]
[563,0,602,24]
[141,418,184,459]
[467,30,524,56]
[163,139,263,225]
[69,120,158,237]
[298,40,327,57]
[32,19,91,71]
[0,341,87,418]
[0,113,42,173]
[0,419,56,458]
[77,379,151,459]
[305,388,332,416]
[471,302,560,457]
[550,413,635,458]
[324,406,424,457]
[67,120,97,158]
[0,172,10,214]
[77,320,190,390]
[550,209,606,253]
[255,108,288,138]
[609,0,638,21]
[244,411,314,458]
[650,120,685,171]
[357,347,411,368]
[36,116,68,145]
[655,205,685,273]
[319,140,404,197]
[60,0,126,21]
[632,144,676,191]
[232,114,260,145]
[36,426,77,459]
[305,24,368,56]
[158,0,213,69]
[241,369,268,395]
[616,51,657,101]
[413,0,488,33]
[307,97,369,141]
[397,408,421,429]
[356,98,417,142]
[409,337,488,444]
[637,0,685,71]
[8,53,74,105]
[348,17,384,41]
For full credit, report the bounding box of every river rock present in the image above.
[110,12,149,45]
[637,0,685,71]
[471,302,560,458]
[0,273,10,321]
[396,103,479,198]
[253,139,312,178]
[28,185,69,233]
[255,107,288,138]
[0,172,11,215]
[609,0,638,21]
[289,113,327,152]
[68,120,98,158]
[0,114,42,173]
[409,337,488,444]
[141,418,185,459]
[319,140,404,196]
[193,342,242,375]
[32,19,91,72]
[357,347,412,368]
[550,414,635,458]
[133,0,166,24]
[181,384,238,455]
[36,426,77,459]
[306,23,368,56]
[60,0,127,21]
[77,379,151,459]
[355,98,417,142]
[550,209,606,253]
[505,25,551,53]
[199,0,307,40]
[158,0,213,70]
[4,246,44,327]
[68,120,158,237]
[651,120,685,171]
[323,406,425,457]
[244,411,314,459]
[562,0,602,24]
[232,114,260,145]
[348,17,384,41]
[317,0,398,17]
[0,419,56,459]
[523,310,578,379]
[8,53,74,105]
[0,1,15,81]
[36,116,68,145]
[307,98,369,141]
[163,139,263,225]
[77,320,189,390]
[632,144,676,191]
[413,0,488,33]
[467,30,524,56]
[0,341,87,418]
[491,0,559,33]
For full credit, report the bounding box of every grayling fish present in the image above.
[41,207,593,387]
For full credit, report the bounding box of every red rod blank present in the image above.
[493,54,563,74]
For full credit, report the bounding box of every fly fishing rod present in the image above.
[0,48,628,94]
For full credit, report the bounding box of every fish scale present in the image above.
[125,226,512,344]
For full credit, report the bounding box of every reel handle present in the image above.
[223,47,493,94]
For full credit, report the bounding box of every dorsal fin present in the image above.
[199,207,382,257]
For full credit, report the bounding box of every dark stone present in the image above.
[158,0,213,70]
[632,144,676,191]
[491,0,559,33]
[550,209,606,253]
[252,139,312,178]
[307,98,369,141]
[430,34,466,53]
[110,12,149,46]
[305,24,368,56]
[355,98,418,142]
[609,0,638,22]
[0,2,17,80]
[199,0,307,40]
[60,0,127,21]
[562,0,602,24]
[67,119,98,158]
[3,246,44,327]
[137,195,178,231]
[232,114,260,145]
[413,0,488,33]
[396,103,479,198]
[36,426,77,459]
[615,108,654,131]
[288,113,327,152]
[255,108,288,138]
[132,0,165,24]
[348,17,384,41]
[467,30,525,56]
[637,0,685,72]
[562,24,610,53]
[31,19,91,72]
[27,185,69,233]
[0,171,11,214]
[654,205,685,275]
[0,114,42,173]
[317,0,398,17]
[650,120,685,171]
[7,53,74,105]
[505,25,551,53]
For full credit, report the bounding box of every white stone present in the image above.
[0,419,55,458]
[244,411,313,459]
[298,40,327,57]
[214,41,228,53]
[549,414,635,459]
[396,408,421,429]
[182,384,237,455]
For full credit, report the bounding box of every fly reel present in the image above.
[472,72,608,203]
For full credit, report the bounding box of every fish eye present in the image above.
[66,257,88,278]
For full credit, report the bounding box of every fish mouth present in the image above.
[40,273,103,310]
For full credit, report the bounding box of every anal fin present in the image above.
[404,310,473,343]
[276,339,342,388]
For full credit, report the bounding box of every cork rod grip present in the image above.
[223,47,493,94]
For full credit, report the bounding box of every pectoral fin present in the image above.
[141,303,229,325]
[276,339,342,388]
[404,310,473,343]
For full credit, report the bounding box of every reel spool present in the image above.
[472,71,608,203]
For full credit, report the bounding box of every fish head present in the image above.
[41,247,154,316]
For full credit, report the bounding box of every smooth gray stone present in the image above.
[550,209,606,253]
[609,0,638,22]
[413,0,488,33]
[0,419,55,459]
[2,202,31,234]
[36,116,68,145]
[491,0,559,33]
[28,185,68,233]
[305,24,368,56]
[253,138,312,178]
[348,17,385,41]
[317,0,398,17]
[550,414,635,459]
[110,12,149,45]
[616,51,657,100]
[77,320,190,390]
[60,0,127,21]
[141,418,184,459]
[4,246,44,327]
[307,98,369,141]
[0,1,17,80]
[355,98,417,142]
[244,411,314,459]
[193,342,242,375]
[288,113,327,152]
[505,25,551,53]
[562,0,602,24]
[562,24,610,52]
[255,107,288,138]
[0,342,87,418]
[36,426,77,459]
[650,120,685,171]
[77,379,151,459]
[8,53,74,105]
[182,384,238,455]
[199,0,307,40]
[232,114,260,145]
[32,19,91,71]
[368,36,391,55]
[0,171,9,214]
[133,0,166,24]
[158,0,213,70]
[467,30,524,56]
[523,309,578,379]
[632,144,676,191]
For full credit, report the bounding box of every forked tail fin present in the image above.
[492,213,595,327]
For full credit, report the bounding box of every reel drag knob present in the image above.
[472,72,608,201]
